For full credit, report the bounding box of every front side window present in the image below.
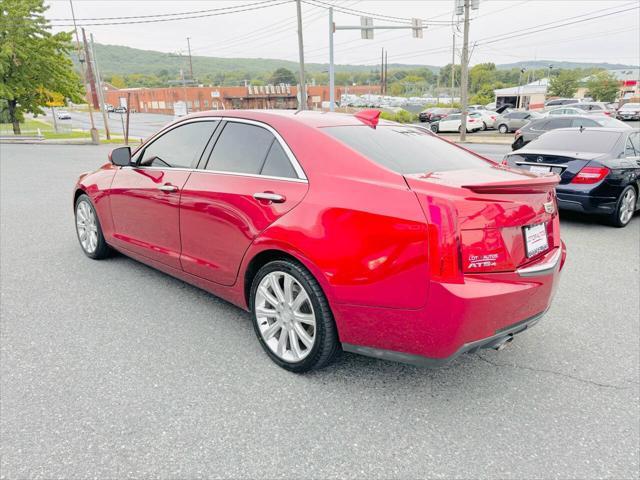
[323,125,491,174]
[548,118,572,129]
[139,121,218,168]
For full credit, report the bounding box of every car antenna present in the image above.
[579,125,584,132]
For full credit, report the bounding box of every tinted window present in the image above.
[626,133,639,156]
[570,118,598,127]
[529,130,622,153]
[208,122,274,174]
[261,140,297,178]
[528,120,550,131]
[547,118,572,129]
[323,125,490,174]
[546,100,560,106]
[447,114,461,120]
[140,121,217,168]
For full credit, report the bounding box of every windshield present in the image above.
[620,103,640,110]
[529,129,622,153]
[322,125,491,174]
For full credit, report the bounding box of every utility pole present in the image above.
[82,29,99,110]
[295,0,307,110]
[90,33,110,139]
[459,0,470,142]
[380,47,384,95]
[384,50,388,95]
[451,33,456,102]
[186,37,194,81]
[329,7,335,111]
[70,0,98,144]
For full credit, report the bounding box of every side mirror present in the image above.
[109,147,131,166]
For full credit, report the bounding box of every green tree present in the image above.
[269,67,296,85]
[547,70,579,98]
[586,71,619,102]
[0,0,83,133]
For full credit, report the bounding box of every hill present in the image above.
[496,60,638,71]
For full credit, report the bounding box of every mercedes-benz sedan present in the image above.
[74,110,566,372]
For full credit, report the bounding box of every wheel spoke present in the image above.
[283,274,294,304]
[276,328,288,356]
[255,306,277,318]
[289,328,302,359]
[262,320,282,340]
[293,322,313,348]
[269,274,285,303]
[258,285,279,307]
[293,312,315,325]
[291,289,309,312]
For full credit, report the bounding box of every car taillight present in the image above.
[490,115,496,120]
[604,111,611,116]
[514,129,521,137]
[571,166,609,184]
[424,198,461,282]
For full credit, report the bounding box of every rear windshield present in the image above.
[323,125,491,174]
[529,129,621,153]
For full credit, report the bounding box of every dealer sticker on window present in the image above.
[524,223,549,258]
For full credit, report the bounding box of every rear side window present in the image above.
[547,118,572,129]
[571,118,598,127]
[208,122,274,174]
[139,121,218,168]
[261,140,297,178]
[626,133,639,156]
[323,125,490,174]
[530,130,621,153]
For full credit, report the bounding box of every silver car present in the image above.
[496,111,542,134]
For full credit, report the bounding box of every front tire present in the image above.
[75,194,110,259]
[609,186,637,227]
[250,260,341,372]
[430,124,439,133]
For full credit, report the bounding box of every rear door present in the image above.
[179,119,308,285]
[109,120,219,268]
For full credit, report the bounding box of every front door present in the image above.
[109,120,219,268]
[179,120,308,285]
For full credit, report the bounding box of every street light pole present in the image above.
[328,7,335,111]
[296,0,307,110]
[459,0,470,142]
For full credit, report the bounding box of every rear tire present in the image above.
[512,137,524,150]
[250,259,341,372]
[498,124,509,134]
[609,186,637,228]
[75,194,111,259]
[430,124,439,133]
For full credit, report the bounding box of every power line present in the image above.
[48,0,281,22]
[48,0,291,27]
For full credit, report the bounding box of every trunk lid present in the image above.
[504,149,607,183]
[405,165,561,275]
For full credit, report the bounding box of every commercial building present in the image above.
[494,79,549,110]
[104,84,378,114]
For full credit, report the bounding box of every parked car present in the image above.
[544,98,581,107]
[56,110,71,120]
[617,102,640,121]
[418,107,459,123]
[496,111,542,133]
[544,106,608,117]
[512,115,632,150]
[573,102,614,116]
[104,104,114,112]
[470,109,498,130]
[430,112,483,133]
[503,127,640,227]
[73,110,566,371]
[114,106,127,114]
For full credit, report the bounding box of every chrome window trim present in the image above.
[121,165,308,184]
[128,115,308,183]
[515,161,569,168]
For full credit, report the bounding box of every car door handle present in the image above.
[253,192,286,203]
[158,184,178,192]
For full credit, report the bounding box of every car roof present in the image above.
[182,109,401,128]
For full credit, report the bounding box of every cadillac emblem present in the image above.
[544,201,555,214]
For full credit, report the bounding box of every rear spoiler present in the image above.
[462,173,560,194]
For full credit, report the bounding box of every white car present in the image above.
[56,111,71,120]
[617,102,640,121]
[430,112,483,133]
[470,109,498,130]
[544,106,606,117]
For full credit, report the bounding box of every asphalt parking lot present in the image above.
[1,143,638,479]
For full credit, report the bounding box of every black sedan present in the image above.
[503,127,640,227]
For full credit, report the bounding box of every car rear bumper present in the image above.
[557,191,617,214]
[335,243,566,366]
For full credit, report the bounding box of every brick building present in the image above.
[104,84,379,114]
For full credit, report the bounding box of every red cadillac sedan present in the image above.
[73,110,566,372]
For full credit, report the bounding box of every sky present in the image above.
[45,0,640,67]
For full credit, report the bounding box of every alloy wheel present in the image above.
[76,200,99,254]
[619,189,636,225]
[254,271,317,362]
